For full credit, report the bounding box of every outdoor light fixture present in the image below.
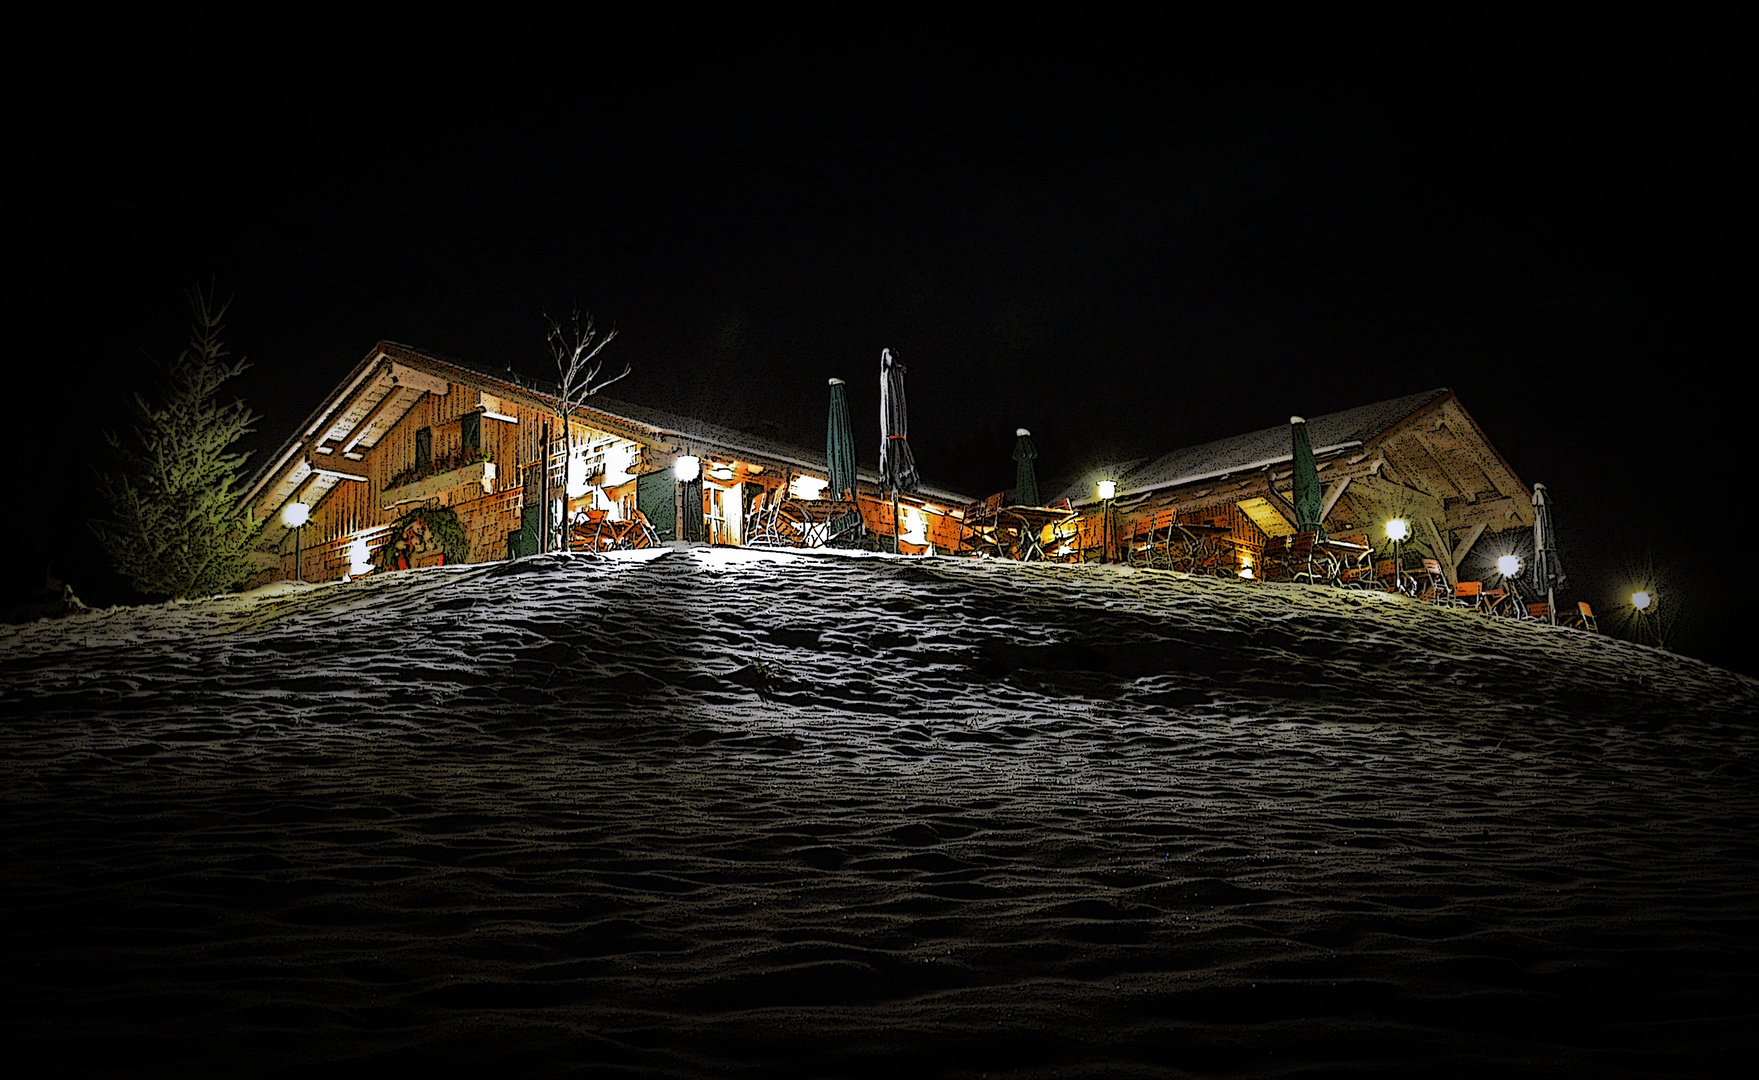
[1497,554,1522,577]
[674,455,701,482]
[1632,590,1653,611]
[1384,518,1410,596]
[1098,479,1117,500]
[347,537,373,576]
[281,502,310,582]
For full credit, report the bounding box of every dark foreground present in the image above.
[2,550,1755,1077]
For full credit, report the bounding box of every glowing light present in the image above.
[566,450,591,498]
[601,444,638,487]
[674,455,701,482]
[1632,590,1653,611]
[788,475,829,500]
[1385,518,1409,542]
[347,537,374,575]
[708,465,736,482]
[280,502,309,528]
[1238,567,1254,579]
[1098,479,1117,500]
[1497,554,1522,577]
[898,505,928,545]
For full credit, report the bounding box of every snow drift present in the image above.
[2,549,1754,1077]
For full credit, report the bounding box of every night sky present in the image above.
[15,20,1750,674]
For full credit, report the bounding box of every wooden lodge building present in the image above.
[1050,388,1535,585]
[239,346,1532,592]
[236,343,974,585]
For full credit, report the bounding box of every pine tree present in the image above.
[92,288,262,599]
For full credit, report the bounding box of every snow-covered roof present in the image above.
[1052,388,1452,506]
[240,343,975,516]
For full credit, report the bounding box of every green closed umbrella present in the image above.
[826,378,861,539]
[1012,428,1040,507]
[1289,415,1327,540]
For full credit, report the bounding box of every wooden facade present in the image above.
[1051,389,1535,586]
[237,343,973,584]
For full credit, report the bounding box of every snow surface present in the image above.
[2,549,1755,1076]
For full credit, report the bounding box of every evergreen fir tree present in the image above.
[92,288,262,599]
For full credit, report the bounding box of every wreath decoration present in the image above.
[375,505,470,571]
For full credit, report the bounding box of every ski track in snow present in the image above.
[2,548,1755,1077]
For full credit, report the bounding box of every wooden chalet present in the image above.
[1049,389,1534,585]
[236,343,973,585]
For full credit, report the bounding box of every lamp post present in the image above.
[1385,517,1409,595]
[1098,480,1117,562]
[1497,553,1523,614]
[675,454,703,543]
[281,502,310,582]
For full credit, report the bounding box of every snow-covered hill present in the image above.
[2,549,1754,1077]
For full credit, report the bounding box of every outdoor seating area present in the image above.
[1125,511,1240,576]
[568,508,660,553]
[958,498,1073,561]
[743,490,863,549]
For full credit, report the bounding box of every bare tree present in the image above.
[543,306,627,546]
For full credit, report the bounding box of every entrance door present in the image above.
[637,470,676,541]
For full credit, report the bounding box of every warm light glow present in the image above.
[567,450,591,498]
[1385,518,1409,542]
[280,502,309,528]
[898,505,928,545]
[601,443,638,487]
[1497,554,1522,577]
[347,537,374,575]
[788,475,829,500]
[1238,567,1254,579]
[1632,590,1653,611]
[708,465,736,482]
[1098,479,1117,500]
[674,455,701,482]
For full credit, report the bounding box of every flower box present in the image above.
[382,460,496,509]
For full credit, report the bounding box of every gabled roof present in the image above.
[239,341,974,520]
[1053,388,1453,506]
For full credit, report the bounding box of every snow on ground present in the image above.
[2,549,1755,1077]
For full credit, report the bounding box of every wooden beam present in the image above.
[1348,473,1446,521]
[1320,477,1352,522]
[306,452,369,482]
[1447,494,1529,531]
[1422,516,1457,587]
[340,386,416,455]
[479,392,519,424]
[388,362,449,395]
[1450,522,1486,573]
[1259,475,1299,528]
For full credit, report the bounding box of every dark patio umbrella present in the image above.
[1289,416,1328,540]
[879,348,919,552]
[1012,428,1040,507]
[826,378,861,538]
[1529,482,1565,623]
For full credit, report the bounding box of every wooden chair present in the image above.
[1289,531,1328,584]
[1570,601,1599,632]
[1480,586,1514,617]
[1527,602,1552,623]
[1260,535,1290,581]
[1418,559,1450,604]
[1451,580,1485,611]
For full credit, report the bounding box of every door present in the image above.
[637,469,676,542]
